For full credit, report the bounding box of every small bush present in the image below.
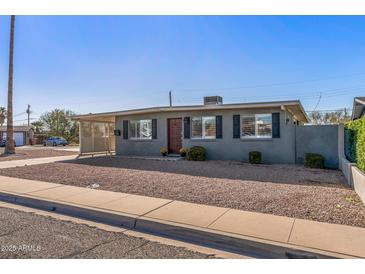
[305,153,325,169]
[345,117,365,172]
[179,147,189,157]
[160,147,168,156]
[187,146,206,161]
[249,151,262,164]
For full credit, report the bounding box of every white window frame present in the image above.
[241,113,272,139]
[191,116,216,140]
[129,119,152,140]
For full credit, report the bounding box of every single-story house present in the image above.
[352,97,365,120]
[71,96,310,164]
[0,125,33,146]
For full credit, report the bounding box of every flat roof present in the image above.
[352,97,365,120]
[71,99,309,123]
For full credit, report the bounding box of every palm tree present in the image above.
[5,15,15,154]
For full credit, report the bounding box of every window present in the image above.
[191,117,202,138]
[191,116,216,139]
[256,114,272,137]
[241,114,272,138]
[241,116,255,137]
[129,119,152,139]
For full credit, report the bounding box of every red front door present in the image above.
[167,118,182,154]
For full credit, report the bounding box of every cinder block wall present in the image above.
[295,125,339,169]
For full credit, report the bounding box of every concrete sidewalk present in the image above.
[0,155,78,169]
[0,175,364,258]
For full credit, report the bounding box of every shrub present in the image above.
[179,147,189,157]
[249,151,262,164]
[160,147,168,156]
[187,146,206,161]
[345,117,365,172]
[305,153,325,169]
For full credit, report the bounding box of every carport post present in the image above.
[78,121,83,155]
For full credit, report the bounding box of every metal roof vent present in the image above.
[204,96,223,105]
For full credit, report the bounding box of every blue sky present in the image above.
[0,16,364,124]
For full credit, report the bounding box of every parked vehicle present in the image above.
[43,137,68,146]
[0,138,16,147]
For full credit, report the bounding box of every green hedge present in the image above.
[305,153,325,169]
[187,146,206,161]
[345,117,365,172]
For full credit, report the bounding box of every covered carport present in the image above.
[71,113,116,155]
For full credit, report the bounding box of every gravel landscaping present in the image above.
[0,156,364,228]
[0,148,77,161]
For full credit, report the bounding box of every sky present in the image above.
[0,15,364,125]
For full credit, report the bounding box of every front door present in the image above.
[167,118,182,154]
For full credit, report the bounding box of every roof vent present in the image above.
[204,96,223,105]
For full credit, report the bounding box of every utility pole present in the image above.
[26,104,31,127]
[169,90,172,107]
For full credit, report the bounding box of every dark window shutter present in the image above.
[183,117,190,139]
[233,115,240,138]
[152,119,157,139]
[272,113,280,138]
[216,115,222,139]
[123,120,129,139]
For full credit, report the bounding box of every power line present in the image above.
[307,108,353,113]
[13,112,26,117]
[173,72,365,92]
[13,117,38,122]
[181,85,365,103]
[313,92,322,111]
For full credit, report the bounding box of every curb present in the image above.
[0,191,352,259]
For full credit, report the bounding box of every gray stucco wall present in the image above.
[295,125,339,169]
[114,107,298,164]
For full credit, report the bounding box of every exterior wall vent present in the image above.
[204,96,223,105]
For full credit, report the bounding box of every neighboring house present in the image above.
[72,96,310,164]
[0,125,33,146]
[351,97,365,120]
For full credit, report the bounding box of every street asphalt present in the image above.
[0,206,215,259]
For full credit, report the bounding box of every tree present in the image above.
[308,108,351,125]
[39,109,79,143]
[0,107,6,127]
[5,15,15,154]
[31,120,45,134]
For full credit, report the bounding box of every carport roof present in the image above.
[70,99,309,123]
[352,97,365,120]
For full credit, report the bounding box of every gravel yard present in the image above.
[0,156,364,228]
[0,147,77,161]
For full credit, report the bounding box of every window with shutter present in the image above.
[191,116,216,139]
[129,119,152,140]
[241,114,272,138]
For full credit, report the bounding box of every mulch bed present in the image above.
[0,156,364,228]
[0,148,77,162]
